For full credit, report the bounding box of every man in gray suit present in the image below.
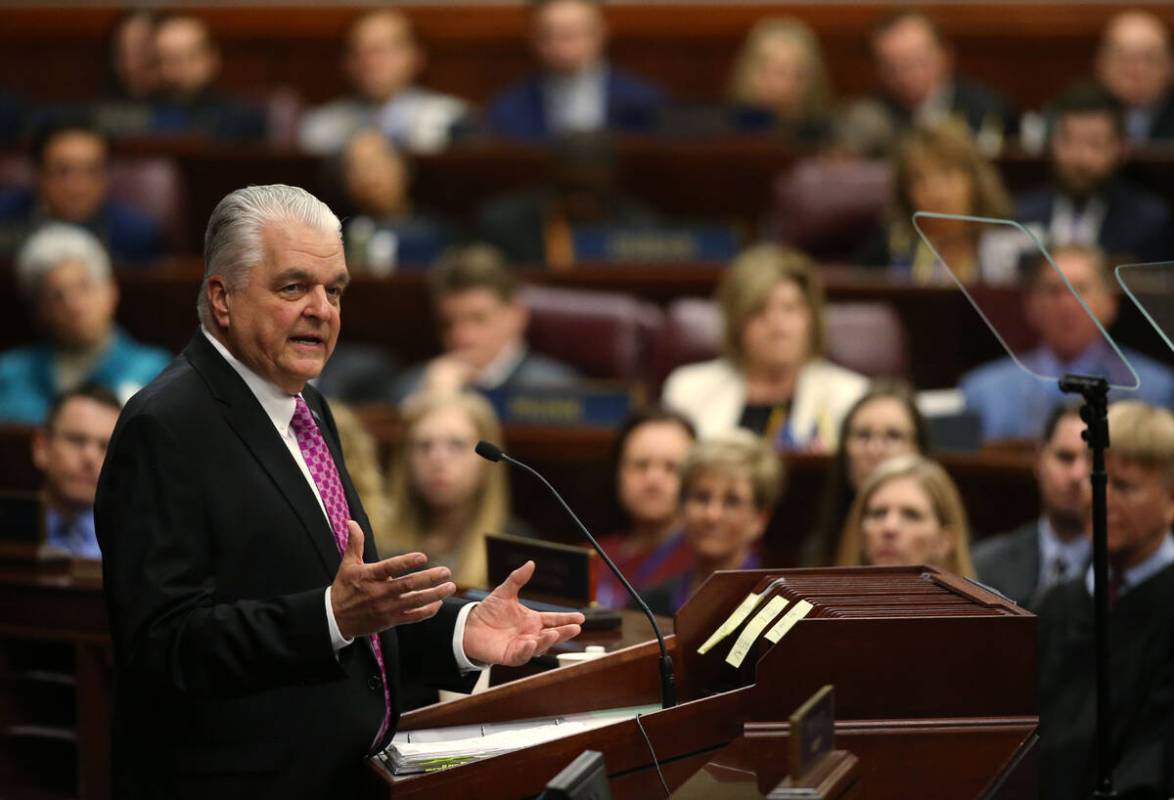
[973,405,1092,609]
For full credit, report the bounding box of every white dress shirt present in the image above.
[201,329,483,671]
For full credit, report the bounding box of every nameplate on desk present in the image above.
[486,532,597,607]
[572,224,739,264]
[788,685,836,779]
[484,386,636,427]
[725,595,788,668]
[764,599,813,644]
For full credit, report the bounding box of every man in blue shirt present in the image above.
[960,243,1174,440]
[32,385,122,560]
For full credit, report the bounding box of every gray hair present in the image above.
[198,184,341,328]
[16,223,112,301]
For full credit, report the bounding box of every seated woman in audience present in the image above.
[642,430,784,616]
[803,381,930,566]
[662,244,867,450]
[855,119,1013,284]
[835,454,975,577]
[726,17,832,144]
[382,391,526,588]
[330,402,392,541]
[595,406,697,609]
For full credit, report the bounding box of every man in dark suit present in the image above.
[1016,82,1172,262]
[868,11,1015,142]
[1096,10,1174,143]
[487,0,665,139]
[973,405,1091,610]
[1037,401,1174,800]
[95,184,582,799]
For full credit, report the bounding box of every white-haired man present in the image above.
[95,184,582,799]
[0,223,170,424]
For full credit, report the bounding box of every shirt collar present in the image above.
[1084,533,1174,597]
[1037,516,1090,578]
[473,340,527,390]
[201,327,299,434]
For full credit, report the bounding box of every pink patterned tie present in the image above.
[290,395,391,745]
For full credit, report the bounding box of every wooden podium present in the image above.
[368,566,1038,799]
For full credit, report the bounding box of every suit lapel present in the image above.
[183,332,341,578]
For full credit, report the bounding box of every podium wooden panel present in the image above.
[370,566,1036,799]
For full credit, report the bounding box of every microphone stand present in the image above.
[1059,374,1115,800]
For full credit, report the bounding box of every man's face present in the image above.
[1025,251,1118,362]
[33,397,120,511]
[873,18,949,111]
[155,18,219,97]
[212,222,348,394]
[1051,113,1123,199]
[37,260,118,351]
[1097,13,1172,109]
[38,131,108,222]
[1106,455,1174,568]
[1037,414,1092,531]
[114,13,159,99]
[532,0,606,75]
[346,12,420,103]
[436,288,526,374]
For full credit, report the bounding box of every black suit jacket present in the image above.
[972,521,1041,609]
[96,332,473,800]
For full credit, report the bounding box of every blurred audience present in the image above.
[108,10,159,102]
[32,385,121,560]
[974,405,1091,610]
[643,430,783,616]
[393,245,580,404]
[476,132,656,267]
[0,224,171,424]
[339,130,455,272]
[1017,82,1171,263]
[726,17,832,143]
[1038,400,1174,800]
[662,244,867,449]
[855,120,1013,283]
[383,391,527,588]
[329,403,392,544]
[488,0,666,139]
[0,117,165,265]
[960,244,1174,441]
[149,14,266,141]
[868,11,1014,145]
[594,406,697,609]
[803,381,929,566]
[1095,10,1174,143]
[299,10,469,155]
[835,453,976,577]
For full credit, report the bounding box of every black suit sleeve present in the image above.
[97,411,345,698]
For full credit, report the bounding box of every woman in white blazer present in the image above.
[662,244,867,449]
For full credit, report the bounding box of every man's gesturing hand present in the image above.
[463,560,584,666]
[330,521,456,640]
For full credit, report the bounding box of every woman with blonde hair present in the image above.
[383,391,516,587]
[728,17,832,143]
[836,453,976,577]
[662,244,867,450]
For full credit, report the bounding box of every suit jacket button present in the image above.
[368,675,383,692]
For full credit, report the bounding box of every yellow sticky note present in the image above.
[697,592,761,655]
[725,595,789,668]
[764,599,814,644]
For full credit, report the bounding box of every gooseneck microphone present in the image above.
[475,440,677,709]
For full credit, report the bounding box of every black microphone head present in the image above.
[475,440,504,463]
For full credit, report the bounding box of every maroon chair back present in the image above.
[772,157,893,261]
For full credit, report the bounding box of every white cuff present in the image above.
[452,602,491,673]
[325,586,354,652]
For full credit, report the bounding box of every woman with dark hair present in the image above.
[802,381,929,566]
[594,406,697,609]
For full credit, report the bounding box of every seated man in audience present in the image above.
[0,225,171,424]
[32,386,122,560]
[299,10,469,154]
[1096,10,1174,142]
[1017,82,1171,262]
[868,11,1015,143]
[1038,400,1174,800]
[392,245,580,404]
[973,405,1091,609]
[0,118,165,265]
[488,0,666,139]
[149,14,266,142]
[960,244,1174,441]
